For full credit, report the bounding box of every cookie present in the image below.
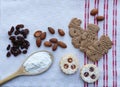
[60,54,79,74]
[69,28,82,37]
[80,64,100,83]
[86,46,103,61]
[68,18,82,29]
[72,36,82,48]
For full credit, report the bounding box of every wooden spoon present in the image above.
[0,50,54,85]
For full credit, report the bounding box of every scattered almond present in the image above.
[40,32,46,40]
[58,41,67,48]
[52,44,58,51]
[58,29,65,36]
[44,41,52,47]
[36,38,41,47]
[48,27,55,34]
[96,16,104,21]
[49,38,58,43]
[90,8,98,16]
[34,30,42,37]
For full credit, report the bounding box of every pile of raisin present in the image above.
[6,24,30,57]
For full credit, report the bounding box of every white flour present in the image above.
[23,52,52,73]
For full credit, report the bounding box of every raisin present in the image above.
[22,50,27,54]
[7,44,11,50]
[91,74,96,79]
[64,64,69,69]
[84,72,89,77]
[68,58,73,63]
[89,67,94,72]
[6,52,11,57]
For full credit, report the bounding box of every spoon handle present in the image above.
[0,71,20,85]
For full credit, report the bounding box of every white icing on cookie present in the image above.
[80,64,99,83]
[60,54,79,74]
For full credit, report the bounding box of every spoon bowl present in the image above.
[0,50,53,85]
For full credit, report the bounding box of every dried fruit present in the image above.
[71,64,76,69]
[36,38,41,47]
[58,29,65,36]
[6,24,30,57]
[68,58,73,63]
[91,74,96,79]
[16,24,24,30]
[89,67,94,72]
[52,44,58,51]
[96,16,104,21]
[90,8,98,16]
[8,26,14,36]
[84,72,89,77]
[40,32,46,40]
[48,27,55,34]
[49,38,58,43]
[7,44,11,50]
[6,52,11,57]
[22,50,27,54]
[58,41,67,48]
[64,64,69,69]
[34,30,42,37]
[44,41,52,47]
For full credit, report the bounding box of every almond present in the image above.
[58,29,65,36]
[34,30,42,37]
[96,16,104,21]
[36,38,41,47]
[90,9,98,16]
[52,44,58,51]
[40,32,46,40]
[44,41,52,47]
[48,27,55,34]
[49,38,58,43]
[58,41,67,48]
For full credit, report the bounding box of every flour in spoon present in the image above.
[23,52,52,73]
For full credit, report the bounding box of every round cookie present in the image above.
[80,64,99,83]
[60,54,79,74]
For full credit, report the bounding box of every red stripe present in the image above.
[94,0,99,87]
[105,0,108,86]
[112,0,115,86]
[115,0,117,86]
[84,0,88,87]
[103,0,106,87]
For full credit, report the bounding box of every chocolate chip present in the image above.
[71,64,76,69]
[64,64,69,69]
[67,58,73,63]
[89,67,94,72]
[7,44,11,50]
[6,52,11,57]
[91,74,96,79]
[84,72,89,77]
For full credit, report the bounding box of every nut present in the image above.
[34,30,42,37]
[90,8,98,16]
[36,38,41,47]
[48,27,55,34]
[58,29,65,36]
[52,43,58,51]
[44,41,52,47]
[49,38,58,43]
[96,16,104,21]
[58,41,67,48]
[40,32,46,40]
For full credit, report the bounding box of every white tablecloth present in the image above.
[0,0,120,87]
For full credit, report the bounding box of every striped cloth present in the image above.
[0,0,119,87]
